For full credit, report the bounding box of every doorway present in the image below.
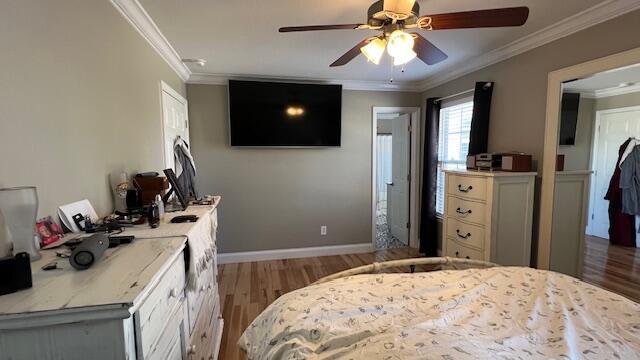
[587,106,640,240]
[550,61,640,302]
[372,107,420,250]
[160,81,190,170]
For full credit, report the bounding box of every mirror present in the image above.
[549,62,640,302]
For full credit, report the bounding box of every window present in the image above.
[436,100,474,215]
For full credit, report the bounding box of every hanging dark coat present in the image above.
[605,138,636,247]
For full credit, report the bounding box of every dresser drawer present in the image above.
[447,174,487,201]
[446,196,486,225]
[137,255,186,357]
[188,286,219,360]
[187,263,216,332]
[146,298,187,360]
[445,239,485,261]
[446,219,485,250]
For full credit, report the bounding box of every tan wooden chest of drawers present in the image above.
[442,170,536,266]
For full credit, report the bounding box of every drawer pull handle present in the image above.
[456,229,472,239]
[458,184,473,193]
[455,251,459,257]
[168,288,177,298]
[456,208,472,215]
[201,331,208,340]
[466,256,470,259]
[187,344,196,354]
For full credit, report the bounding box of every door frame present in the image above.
[539,46,640,270]
[159,81,189,169]
[587,105,640,236]
[372,107,421,249]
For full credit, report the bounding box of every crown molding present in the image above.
[417,0,640,92]
[188,73,424,92]
[110,0,191,81]
[113,0,640,93]
[569,83,640,99]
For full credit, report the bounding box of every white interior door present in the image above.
[588,107,640,239]
[161,82,189,171]
[389,114,410,244]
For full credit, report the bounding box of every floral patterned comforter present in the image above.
[239,267,640,359]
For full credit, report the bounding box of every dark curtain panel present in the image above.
[468,82,494,156]
[419,98,441,255]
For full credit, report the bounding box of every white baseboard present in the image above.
[218,243,374,264]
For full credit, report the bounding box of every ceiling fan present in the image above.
[279,0,529,67]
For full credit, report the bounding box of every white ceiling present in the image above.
[564,63,640,92]
[140,0,606,85]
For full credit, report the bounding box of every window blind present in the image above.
[436,100,474,215]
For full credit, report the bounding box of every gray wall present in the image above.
[558,97,595,171]
[377,118,393,134]
[0,0,185,219]
[187,84,420,253]
[595,91,640,110]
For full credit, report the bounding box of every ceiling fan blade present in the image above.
[383,0,416,15]
[418,7,529,30]
[412,33,448,65]
[330,38,371,67]
[279,24,364,32]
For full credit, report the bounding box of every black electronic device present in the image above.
[148,202,160,228]
[559,92,580,146]
[0,252,32,295]
[108,235,135,248]
[170,215,198,223]
[228,80,342,147]
[69,233,110,270]
[162,169,188,211]
[126,188,143,210]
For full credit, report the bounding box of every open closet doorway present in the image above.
[372,107,420,250]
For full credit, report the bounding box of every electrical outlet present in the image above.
[320,226,327,236]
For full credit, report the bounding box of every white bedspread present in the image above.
[239,267,640,359]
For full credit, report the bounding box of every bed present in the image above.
[239,257,640,359]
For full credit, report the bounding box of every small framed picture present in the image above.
[36,216,64,247]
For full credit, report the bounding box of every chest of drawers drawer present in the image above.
[188,287,220,360]
[447,174,487,201]
[187,262,216,332]
[145,298,187,360]
[446,196,486,225]
[445,239,484,261]
[136,255,186,358]
[446,219,485,250]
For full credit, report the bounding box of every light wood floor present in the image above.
[217,247,420,360]
[216,239,640,359]
[582,235,640,303]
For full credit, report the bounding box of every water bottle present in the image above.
[155,194,165,220]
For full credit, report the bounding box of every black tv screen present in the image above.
[559,92,580,145]
[228,80,342,147]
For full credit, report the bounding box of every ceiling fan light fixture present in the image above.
[360,37,387,64]
[393,49,416,65]
[386,30,414,58]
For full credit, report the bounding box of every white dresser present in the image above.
[0,204,223,360]
[442,170,536,266]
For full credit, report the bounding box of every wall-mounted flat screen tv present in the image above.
[228,80,342,147]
